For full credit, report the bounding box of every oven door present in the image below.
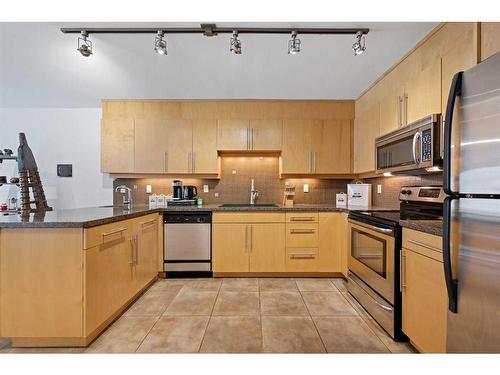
[348,220,395,304]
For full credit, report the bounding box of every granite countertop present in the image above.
[399,219,443,237]
[0,203,399,228]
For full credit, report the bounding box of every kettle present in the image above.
[182,186,198,200]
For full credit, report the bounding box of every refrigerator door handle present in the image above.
[443,197,458,313]
[443,71,463,196]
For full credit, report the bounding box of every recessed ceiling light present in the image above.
[154,31,167,55]
[230,30,242,55]
[288,31,301,55]
[77,31,92,57]
[352,31,366,56]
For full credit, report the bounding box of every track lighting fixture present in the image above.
[230,30,242,55]
[154,31,167,55]
[77,31,92,57]
[352,31,366,56]
[288,31,301,55]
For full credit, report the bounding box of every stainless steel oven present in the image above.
[375,114,442,175]
[348,219,396,304]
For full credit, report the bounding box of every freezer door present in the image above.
[446,198,500,353]
[458,52,500,194]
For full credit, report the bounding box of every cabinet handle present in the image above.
[250,224,253,252]
[101,227,127,238]
[246,127,250,150]
[407,239,441,253]
[129,237,135,265]
[290,253,315,259]
[290,228,315,234]
[188,152,192,173]
[140,219,156,228]
[400,250,406,291]
[135,235,139,265]
[313,151,316,173]
[290,217,315,222]
[245,224,249,252]
[397,96,402,128]
[309,151,312,173]
[403,93,408,125]
[251,128,254,150]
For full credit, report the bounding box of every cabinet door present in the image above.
[317,213,341,272]
[192,120,218,174]
[134,119,169,173]
[217,120,249,150]
[135,216,159,292]
[249,120,282,150]
[314,120,351,174]
[85,235,135,335]
[402,248,447,353]
[165,120,193,174]
[212,223,249,272]
[354,103,380,173]
[379,85,405,135]
[481,22,500,61]
[282,119,319,174]
[405,57,442,124]
[249,223,285,272]
[101,118,135,173]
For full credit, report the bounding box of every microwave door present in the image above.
[376,133,418,173]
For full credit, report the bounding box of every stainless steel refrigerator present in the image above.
[443,51,500,353]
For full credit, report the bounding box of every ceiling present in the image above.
[0,22,438,108]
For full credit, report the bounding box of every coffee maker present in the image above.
[172,180,183,199]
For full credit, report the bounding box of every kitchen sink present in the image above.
[219,204,279,208]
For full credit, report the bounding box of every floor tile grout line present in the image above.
[134,314,163,353]
[297,282,328,354]
[197,279,222,353]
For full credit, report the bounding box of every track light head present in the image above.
[154,31,167,55]
[77,31,93,57]
[352,31,366,56]
[288,31,301,55]
[230,30,242,55]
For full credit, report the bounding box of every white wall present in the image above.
[0,108,113,209]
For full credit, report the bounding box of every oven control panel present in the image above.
[399,186,445,203]
[421,129,433,162]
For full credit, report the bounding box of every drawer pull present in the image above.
[290,229,315,234]
[101,227,127,238]
[140,219,156,227]
[290,253,316,259]
[290,217,315,222]
[407,239,441,253]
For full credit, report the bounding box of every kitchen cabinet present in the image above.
[0,213,160,347]
[378,81,405,136]
[282,120,351,174]
[481,22,500,61]
[101,118,135,173]
[404,56,442,124]
[216,120,249,151]
[249,223,286,272]
[402,228,447,353]
[134,119,168,173]
[249,119,282,150]
[354,102,380,173]
[217,119,283,151]
[212,223,249,272]
[192,120,218,174]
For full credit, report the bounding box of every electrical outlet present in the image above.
[232,170,237,174]
[377,184,382,194]
[303,184,309,193]
[214,192,219,198]
[146,185,152,193]
[203,185,209,193]
[133,185,138,190]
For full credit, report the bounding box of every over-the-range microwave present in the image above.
[375,114,442,175]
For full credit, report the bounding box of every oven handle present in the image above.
[412,131,421,164]
[348,219,394,236]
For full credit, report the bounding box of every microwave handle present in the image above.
[444,71,463,196]
[412,131,421,164]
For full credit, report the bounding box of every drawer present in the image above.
[285,247,320,272]
[213,212,285,223]
[286,212,318,223]
[135,213,160,231]
[403,228,442,261]
[286,223,318,247]
[84,219,134,249]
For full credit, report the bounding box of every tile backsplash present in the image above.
[113,155,443,208]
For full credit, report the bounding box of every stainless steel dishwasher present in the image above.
[163,211,212,277]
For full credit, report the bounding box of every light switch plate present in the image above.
[146,185,152,193]
[377,184,382,194]
[203,185,209,193]
[303,184,309,193]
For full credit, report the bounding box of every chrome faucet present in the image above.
[115,185,132,209]
[250,178,259,205]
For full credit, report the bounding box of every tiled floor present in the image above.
[0,278,416,354]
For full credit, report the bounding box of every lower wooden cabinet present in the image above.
[212,212,346,274]
[0,213,160,347]
[402,228,447,353]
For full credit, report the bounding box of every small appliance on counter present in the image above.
[172,180,183,199]
[182,185,198,200]
[336,192,347,208]
[347,183,372,208]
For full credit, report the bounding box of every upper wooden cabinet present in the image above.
[101,118,135,173]
[192,120,218,174]
[481,22,500,61]
[217,119,283,151]
[354,101,379,173]
[282,119,320,174]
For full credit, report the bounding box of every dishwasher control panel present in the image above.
[164,212,212,224]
